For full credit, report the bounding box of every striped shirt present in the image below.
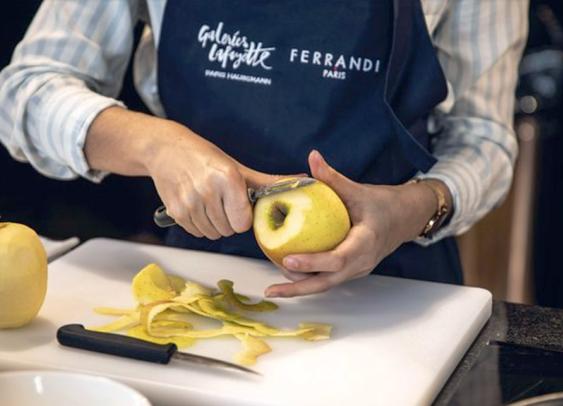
[0,0,529,243]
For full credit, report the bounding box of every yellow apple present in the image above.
[0,223,47,328]
[253,179,351,266]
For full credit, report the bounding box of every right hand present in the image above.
[146,122,288,240]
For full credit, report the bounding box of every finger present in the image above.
[280,268,313,282]
[265,272,346,298]
[188,199,222,240]
[165,200,205,238]
[175,214,204,238]
[205,197,235,237]
[351,268,374,280]
[308,150,357,201]
[222,172,253,233]
[282,226,364,273]
[270,261,312,282]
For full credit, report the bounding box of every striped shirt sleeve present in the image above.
[0,0,530,244]
[416,0,529,244]
[0,0,139,181]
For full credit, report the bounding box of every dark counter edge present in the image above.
[434,300,563,405]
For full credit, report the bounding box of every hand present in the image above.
[264,150,445,298]
[146,122,287,239]
[85,107,301,240]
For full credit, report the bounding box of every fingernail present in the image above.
[313,149,325,161]
[283,257,300,270]
[265,289,278,298]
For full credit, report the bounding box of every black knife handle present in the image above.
[153,205,177,228]
[57,324,177,364]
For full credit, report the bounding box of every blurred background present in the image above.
[1,1,562,308]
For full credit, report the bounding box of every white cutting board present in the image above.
[0,238,491,406]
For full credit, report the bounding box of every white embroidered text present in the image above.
[198,22,275,70]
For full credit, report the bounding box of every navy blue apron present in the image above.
[158,0,463,284]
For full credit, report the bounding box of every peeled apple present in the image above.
[253,179,351,266]
[0,223,47,328]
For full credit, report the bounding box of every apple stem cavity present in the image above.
[269,201,290,230]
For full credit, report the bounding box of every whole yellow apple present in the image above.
[253,179,351,266]
[0,223,47,328]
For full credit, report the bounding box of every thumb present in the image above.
[308,150,356,199]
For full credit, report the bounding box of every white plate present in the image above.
[0,370,151,406]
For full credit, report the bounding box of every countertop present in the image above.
[435,301,563,405]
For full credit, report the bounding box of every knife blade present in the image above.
[153,177,316,228]
[57,324,260,376]
[247,177,316,203]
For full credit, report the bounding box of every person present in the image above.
[0,0,529,297]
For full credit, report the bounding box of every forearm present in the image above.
[420,0,528,241]
[84,106,178,176]
[0,0,139,180]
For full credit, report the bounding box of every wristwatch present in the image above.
[408,178,450,239]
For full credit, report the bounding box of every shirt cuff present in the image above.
[412,157,481,246]
[31,82,125,183]
[64,93,124,183]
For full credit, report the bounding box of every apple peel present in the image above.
[93,306,138,316]
[168,275,187,294]
[299,323,333,341]
[132,263,176,304]
[234,334,272,366]
[89,264,332,365]
[89,312,140,333]
[127,325,196,349]
[217,280,278,312]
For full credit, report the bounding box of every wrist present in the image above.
[401,178,453,240]
[394,182,438,241]
[143,119,194,175]
[363,183,436,248]
[85,107,188,177]
[421,179,453,213]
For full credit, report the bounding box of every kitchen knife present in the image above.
[153,177,316,228]
[57,324,260,376]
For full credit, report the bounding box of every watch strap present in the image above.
[408,178,450,239]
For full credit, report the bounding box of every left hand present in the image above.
[264,150,442,298]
